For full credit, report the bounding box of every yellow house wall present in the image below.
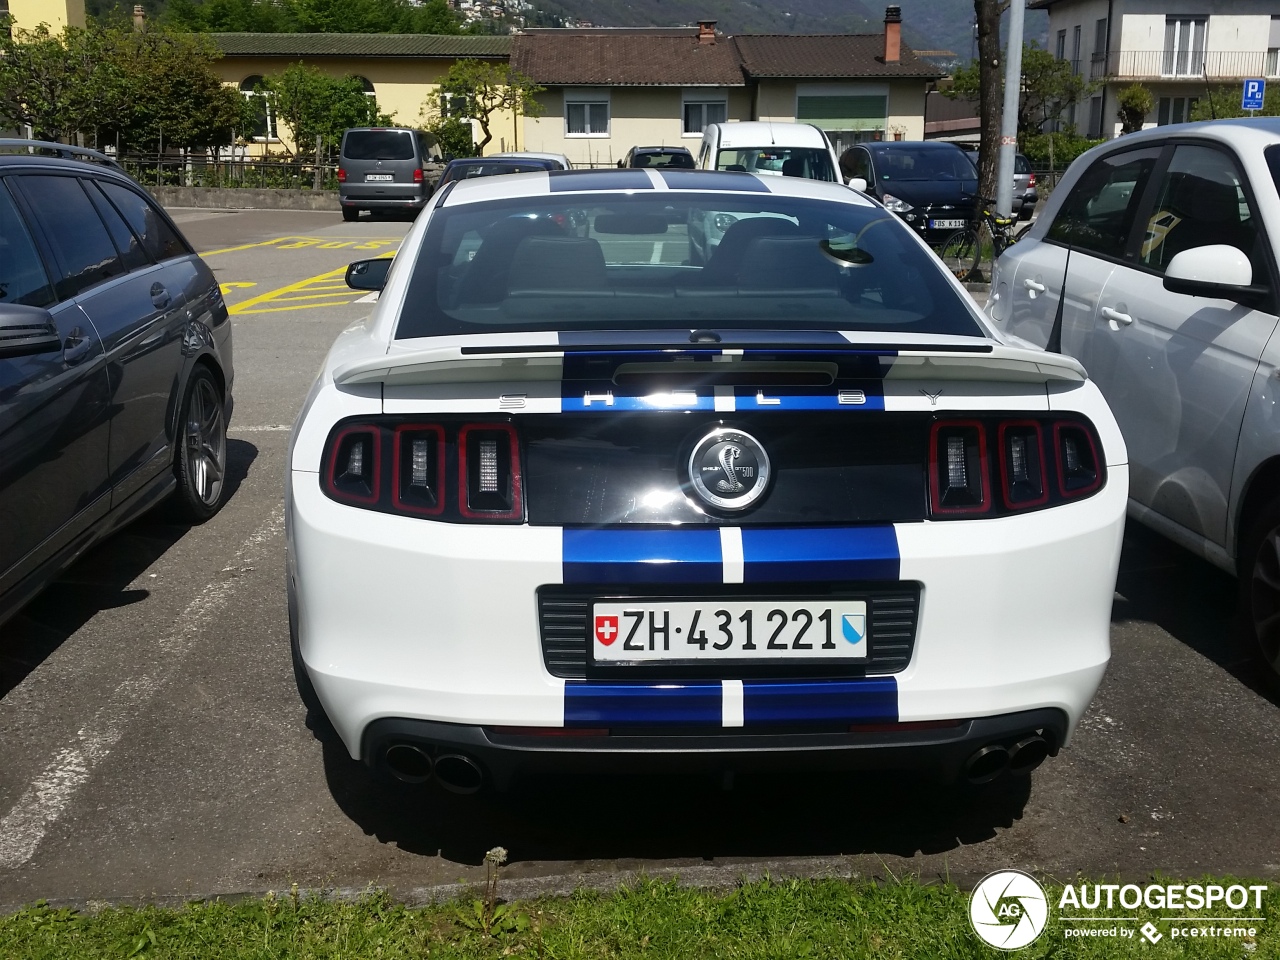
[8,0,85,30]
[755,79,927,141]
[522,86,752,167]
[216,55,517,155]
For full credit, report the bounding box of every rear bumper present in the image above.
[363,708,1068,788]
[339,188,429,209]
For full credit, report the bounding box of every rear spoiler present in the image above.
[332,342,1087,387]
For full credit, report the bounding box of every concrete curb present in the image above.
[150,186,338,212]
[0,857,935,917]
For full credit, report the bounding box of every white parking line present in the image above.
[0,510,285,870]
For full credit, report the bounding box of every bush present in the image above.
[427,116,478,159]
[1021,130,1105,166]
[1116,83,1155,134]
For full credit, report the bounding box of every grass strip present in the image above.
[1,876,1275,959]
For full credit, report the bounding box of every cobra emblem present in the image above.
[715,444,744,492]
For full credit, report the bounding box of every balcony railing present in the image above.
[1099,49,1279,80]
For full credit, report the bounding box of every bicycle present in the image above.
[937,197,1032,283]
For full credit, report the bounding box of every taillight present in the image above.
[1054,422,1102,497]
[928,420,990,515]
[998,420,1048,509]
[413,168,424,182]
[325,426,379,505]
[458,423,522,519]
[337,168,347,182]
[393,424,445,515]
[928,416,1105,519]
[322,419,524,522]
[1028,173,1036,187]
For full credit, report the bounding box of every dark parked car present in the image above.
[840,141,978,242]
[436,157,562,188]
[338,127,443,222]
[618,146,695,169]
[0,140,233,627]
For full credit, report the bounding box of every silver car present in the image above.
[338,127,443,222]
[987,117,1280,690]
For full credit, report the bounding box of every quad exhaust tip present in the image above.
[964,744,1009,785]
[1007,735,1050,775]
[433,753,485,794]
[384,743,434,784]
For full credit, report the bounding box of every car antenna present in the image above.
[1045,241,1073,354]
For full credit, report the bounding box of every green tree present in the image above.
[1190,85,1280,121]
[422,60,543,154]
[426,116,479,159]
[1115,84,1154,134]
[264,62,392,157]
[162,0,465,34]
[946,41,1097,137]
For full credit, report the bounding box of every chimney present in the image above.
[133,4,146,30]
[697,20,716,45]
[883,5,901,63]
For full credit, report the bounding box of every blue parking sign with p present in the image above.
[1243,79,1265,111]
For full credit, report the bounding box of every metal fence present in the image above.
[117,154,339,191]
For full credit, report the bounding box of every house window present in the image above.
[1087,95,1103,138]
[1268,18,1280,77]
[1055,29,1066,60]
[239,76,276,141]
[566,92,609,137]
[1163,17,1206,77]
[683,98,727,136]
[1071,25,1081,74]
[1157,96,1198,125]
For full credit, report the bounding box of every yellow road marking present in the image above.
[230,265,352,315]
[218,281,257,294]
[201,236,401,257]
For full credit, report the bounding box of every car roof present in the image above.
[0,151,137,184]
[633,146,692,154]
[1086,115,1280,151]
[866,140,967,152]
[439,167,876,207]
[713,121,828,150]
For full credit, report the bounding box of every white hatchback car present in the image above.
[287,167,1127,794]
[989,117,1280,689]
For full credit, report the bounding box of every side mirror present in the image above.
[346,258,392,292]
[1163,245,1268,303]
[847,176,868,192]
[0,303,62,358]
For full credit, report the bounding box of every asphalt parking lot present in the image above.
[1,206,1278,910]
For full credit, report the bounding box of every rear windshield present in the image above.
[343,130,415,161]
[631,152,695,169]
[395,192,981,339]
[441,161,557,184]
[1015,154,1031,174]
[872,148,976,181]
[715,147,838,182]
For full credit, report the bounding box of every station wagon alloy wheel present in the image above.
[175,368,227,520]
[1250,520,1280,682]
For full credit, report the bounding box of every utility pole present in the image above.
[995,0,1025,218]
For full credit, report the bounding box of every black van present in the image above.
[338,127,443,222]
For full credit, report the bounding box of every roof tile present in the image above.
[511,31,746,86]
[733,34,944,80]
[211,33,512,58]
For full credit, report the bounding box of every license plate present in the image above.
[929,218,965,230]
[591,600,868,662]
[365,174,394,181]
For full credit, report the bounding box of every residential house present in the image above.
[512,8,942,166]
[211,33,514,155]
[3,0,85,32]
[1032,0,1280,137]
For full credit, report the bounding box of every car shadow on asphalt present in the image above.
[1110,522,1279,707]
[0,439,257,699]
[314,727,1033,868]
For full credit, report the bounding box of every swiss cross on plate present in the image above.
[594,615,619,646]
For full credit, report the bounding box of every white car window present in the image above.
[1047,147,1161,260]
[1138,144,1261,278]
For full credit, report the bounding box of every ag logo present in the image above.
[969,870,1049,951]
[594,615,619,646]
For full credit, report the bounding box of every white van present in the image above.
[696,121,843,183]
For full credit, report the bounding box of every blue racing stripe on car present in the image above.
[658,170,770,192]
[549,170,653,191]
[741,679,898,725]
[564,682,722,725]
[563,528,723,583]
[741,527,900,582]
[561,381,714,412]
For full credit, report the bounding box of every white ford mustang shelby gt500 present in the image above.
[286,168,1127,794]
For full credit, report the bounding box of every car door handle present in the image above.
[63,327,93,365]
[150,282,171,309]
[1023,278,1046,293]
[1100,306,1133,328]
